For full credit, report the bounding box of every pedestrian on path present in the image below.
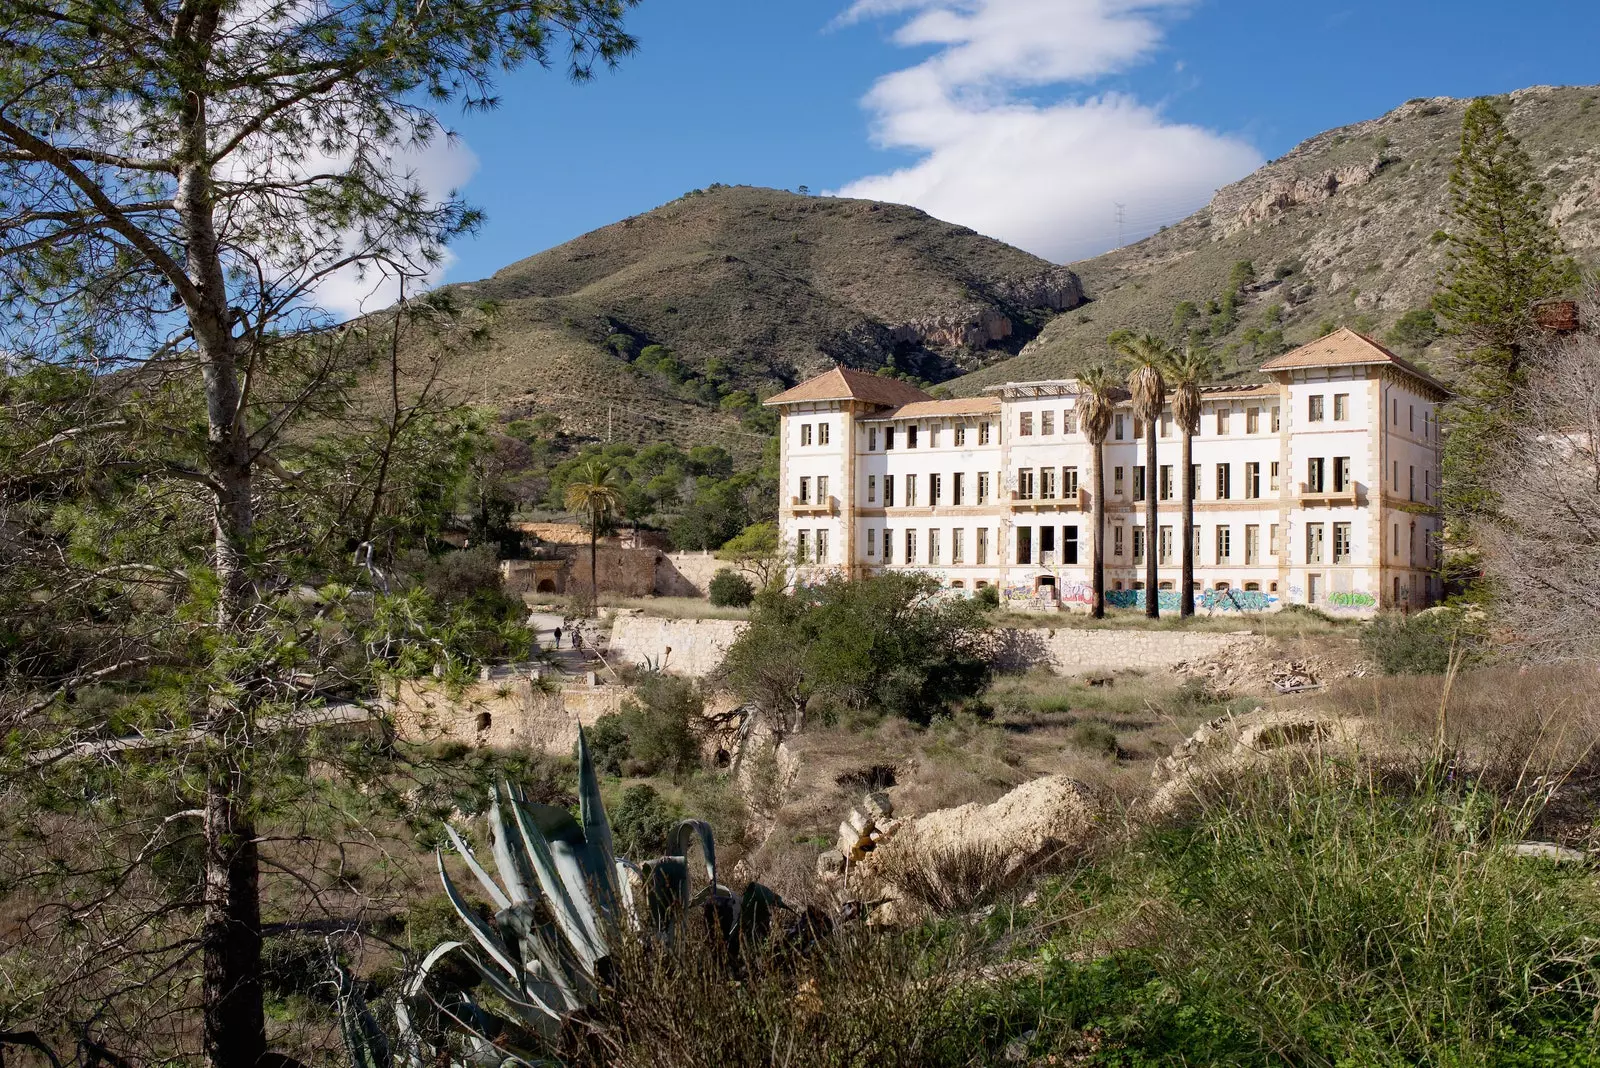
[552,626,562,649]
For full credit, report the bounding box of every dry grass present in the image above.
[600,595,751,621]
[991,605,1354,639]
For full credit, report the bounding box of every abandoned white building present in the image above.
[765,329,1447,614]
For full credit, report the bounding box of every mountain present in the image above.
[952,84,1600,393]
[431,185,1083,451]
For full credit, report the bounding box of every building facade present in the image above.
[765,329,1447,615]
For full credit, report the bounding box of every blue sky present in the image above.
[398,0,1600,303]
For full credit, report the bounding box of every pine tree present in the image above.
[1433,97,1577,523]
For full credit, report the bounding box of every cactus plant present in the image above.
[346,728,792,1067]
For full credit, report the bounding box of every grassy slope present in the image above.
[952,84,1600,393]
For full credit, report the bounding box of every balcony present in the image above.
[1010,487,1091,512]
[789,494,839,516]
[1297,481,1358,507]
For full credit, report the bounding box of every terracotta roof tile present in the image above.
[869,397,1001,420]
[763,367,934,407]
[1259,328,1451,396]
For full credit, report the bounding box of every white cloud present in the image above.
[834,0,1263,263]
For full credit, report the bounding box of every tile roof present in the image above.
[1259,328,1451,396]
[763,366,934,408]
[869,397,1001,420]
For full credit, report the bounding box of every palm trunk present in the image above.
[1144,422,1159,617]
[1181,430,1194,617]
[589,512,599,615]
[1092,441,1106,619]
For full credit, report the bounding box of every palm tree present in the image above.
[1113,332,1172,618]
[1165,345,1219,618]
[1076,364,1119,619]
[563,460,623,614]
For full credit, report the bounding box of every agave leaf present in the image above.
[334,957,392,1068]
[668,819,718,902]
[508,796,609,970]
[640,856,690,939]
[495,901,591,1016]
[736,880,789,950]
[614,857,644,929]
[437,851,519,977]
[575,727,621,922]
[487,786,536,906]
[446,823,512,912]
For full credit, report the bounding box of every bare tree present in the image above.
[1480,291,1600,659]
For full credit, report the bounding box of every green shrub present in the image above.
[616,672,703,779]
[1361,609,1484,675]
[974,584,999,609]
[707,568,755,608]
[1068,720,1118,757]
[587,712,629,777]
[609,783,679,857]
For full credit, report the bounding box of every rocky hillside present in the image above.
[428,185,1082,449]
[954,84,1600,392]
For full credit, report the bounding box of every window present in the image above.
[1245,524,1261,565]
[882,529,893,564]
[930,473,942,505]
[1410,522,1417,565]
[1307,457,1326,493]
[1019,411,1034,436]
[1190,464,1201,498]
[1042,411,1055,435]
[976,527,989,565]
[1063,410,1078,434]
[1269,461,1280,492]
[1040,525,1056,560]
[1133,466,1146,502]
[800,423,813,446]
[869,427,879,451]
[798,476,811,504]
[905,529,916,563]
[1159,464,1174,501]
[978,421,991,445]
[953,472,965,505]
[885,427,895,450]
[1409,404,1414,433]
[816,476,828,501]
[1333,522,1352,564]
[907,425,919,449]
[1393,522,1400,557]
[1192,527,1202,561]
[1333,393,1349,421]
[867,475,877,504]
[1244,581,1261,592]
[1159,525,1175,565]
[1246,462,1261,499]
[1216,407,1231,435]
[1393,460,1399,489]
[906,473,918,506]
[1161,411,1173,438]
[1017,526,1032,565]
[1333,457,1351,493]
[1216,463,1232,500]
[1115,414,1126,441]
[1408,465,1415,501]
[1113,466,1126,497]
[1114,526,1125,557]
[1392,398,1399,425]
[1247,407,1260,434]
[818,422,830,445]
[1308,395,1325,422]
[1132,526,1146,565]
[867,528,877,558]
[1270,523,1281,555]
[815,530,828,564]
[954,424,966,447]
[1306,522,1326,564]
[977,472,990,504]
[1134,416,1144,439]
[1064,525,1080,565]
[796,529,808,561]
[1018,469,1036,500]
[1424,411,1431,441]
[1216,525,1232,563]
[1040,467,1057,499]
[1271,408,1281,432]
[1424,469,1432,502]
[952,528,964,564]
[928,528,940,565]
[883,475,895,507]
[1062,466,1079,498]
[929,424,939,448]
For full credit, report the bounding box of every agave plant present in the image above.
[347,729,793,1067]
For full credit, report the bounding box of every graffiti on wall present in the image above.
[1058,581,1093,605]
[1325,590,1377,611]
[1196,588,1278,612]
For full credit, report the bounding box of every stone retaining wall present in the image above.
[391,674,627,755]
[606,615,748,677]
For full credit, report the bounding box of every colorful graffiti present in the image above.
[1105,589,1182,611]
[1196,588,1277,612]
[1325,590,1377,611]
[1058,581,1094,605]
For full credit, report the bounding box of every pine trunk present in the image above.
[1181,431,1195,617]
[202,757,266,1068]
[1144,423,1159,617]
